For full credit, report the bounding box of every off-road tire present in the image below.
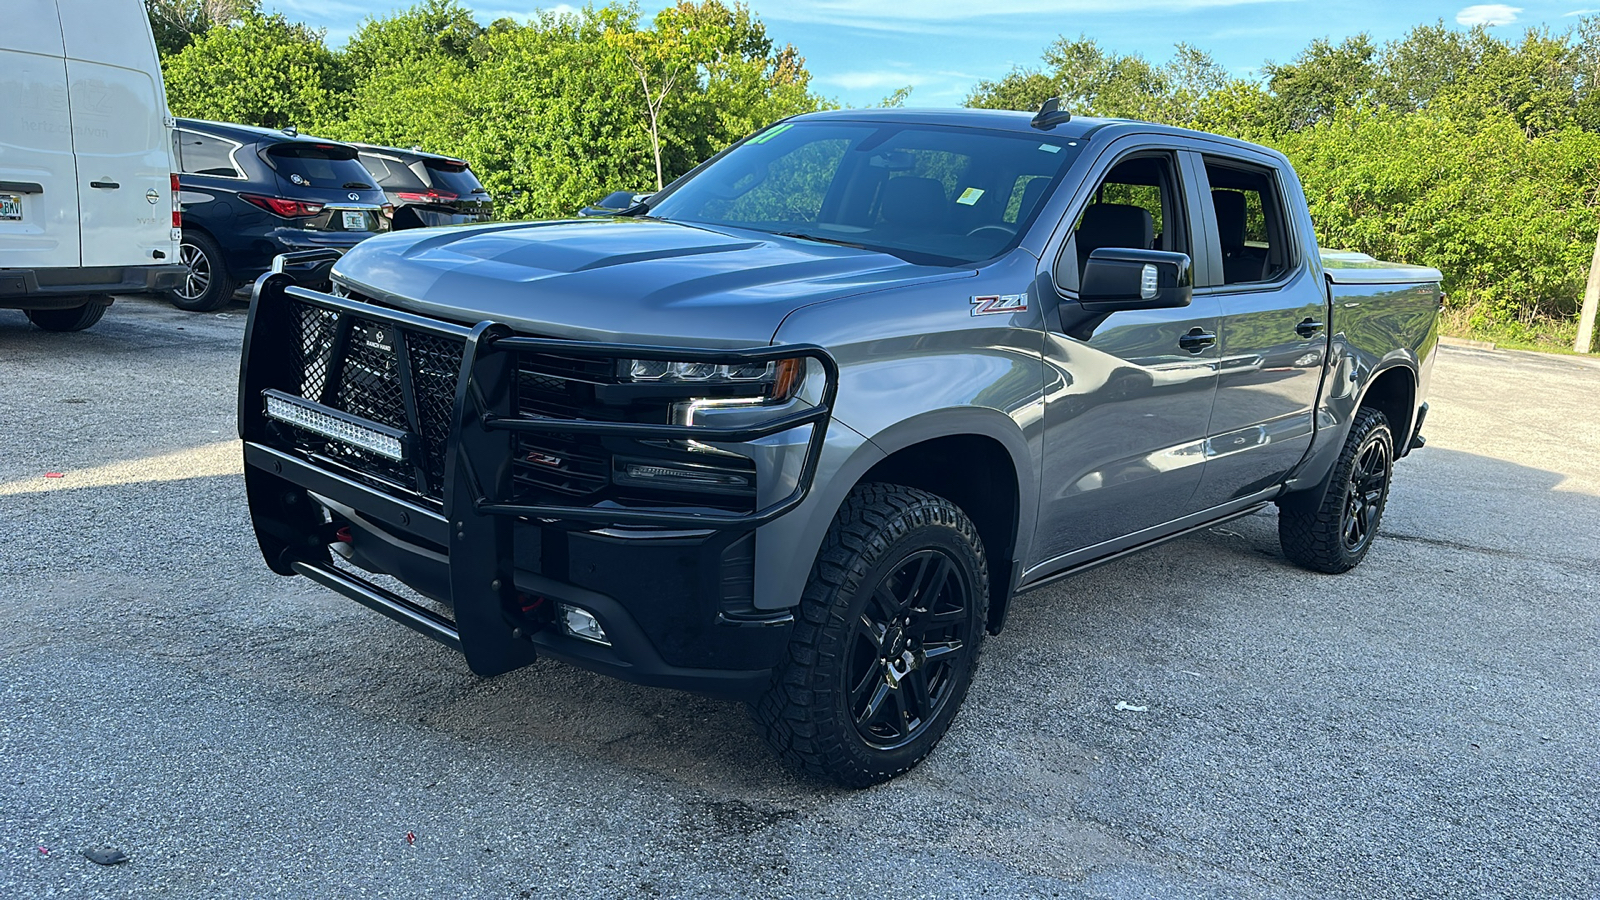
[754,483,988,788]
[1279,407,1394,573]
[168,230,234,312]
[26,299,109,332]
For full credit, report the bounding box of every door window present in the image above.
[177,131,243,179]
[1056,153,1190,291]
[1201,160,1291,284]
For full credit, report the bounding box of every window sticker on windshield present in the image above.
[957,187,985,206]
[748,123,796,145]
[1039,143,1062,153]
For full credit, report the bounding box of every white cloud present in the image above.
[1455,4,1522,25]
[817,70,931,90]
[1563,7,1599,14]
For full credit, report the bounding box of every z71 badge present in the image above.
[970,293,1028,316]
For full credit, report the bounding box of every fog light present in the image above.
[559,604,610,646]
[613,459,754,495]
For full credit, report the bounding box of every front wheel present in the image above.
[755,484,988,787]
[1278,406,1394,573]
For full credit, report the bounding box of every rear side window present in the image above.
[423,159,486,196]
[1202,159,1292,285]
[265,143,375,190]
[360,153,426,190]
[178,131,243,178]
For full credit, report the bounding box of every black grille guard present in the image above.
[239,272,840,530]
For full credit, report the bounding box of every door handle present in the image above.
[1295,318,1324,337]
[89,180,120,189]
[1178,327,1216,353]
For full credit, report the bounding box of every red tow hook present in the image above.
[334,526,353,544]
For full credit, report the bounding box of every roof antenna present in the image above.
[281,125,298,136]
[1031,97,1072,130]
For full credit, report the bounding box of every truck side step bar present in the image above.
[290,559,462,651]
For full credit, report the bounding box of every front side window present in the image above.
[1056,153,1189,291]
[647,121,1084,266]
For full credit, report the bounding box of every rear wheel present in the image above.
[1278,407,1394,573]
[168,231,234,312]
[755,483,988,787]
[25,298,109,332]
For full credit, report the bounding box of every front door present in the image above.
[1189,155,1328,509]
[1030,148,1221,573]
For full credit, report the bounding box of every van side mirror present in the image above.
[1078,248,1192,312]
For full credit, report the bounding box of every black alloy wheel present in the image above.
[1341,433,1391,554]
[756,483,989,787]
[848,548,974,750]
[1278,406,1395,573]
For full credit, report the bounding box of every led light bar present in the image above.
[263,390,409,462]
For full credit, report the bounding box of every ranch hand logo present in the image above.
[970,293,1028,316]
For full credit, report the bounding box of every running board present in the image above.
[290,559,462,650]
[1016,501,1272,595]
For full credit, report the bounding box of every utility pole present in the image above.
[1578,226,1600,354]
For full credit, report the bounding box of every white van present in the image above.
[0,0,183,331]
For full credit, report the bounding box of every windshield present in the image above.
[646,121,1083,265]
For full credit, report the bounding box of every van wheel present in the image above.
[1278,407,1394,573]
[26,299,109,332]
[754,484,988,788]
[169,232,234,312]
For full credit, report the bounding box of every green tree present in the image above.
[144,0,257,57]
[162,13,346,129]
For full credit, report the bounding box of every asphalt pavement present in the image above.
[1,297,1596,899]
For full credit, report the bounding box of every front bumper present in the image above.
[238,273,837,698]
[0,264,185,308]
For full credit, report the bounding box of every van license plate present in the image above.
[0,194,21,221]
[342,211,365,231]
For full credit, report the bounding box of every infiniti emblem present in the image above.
[347,192,359,200]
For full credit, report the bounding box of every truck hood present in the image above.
[330,217,971,346]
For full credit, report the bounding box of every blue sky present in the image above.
[266,0,1599,107]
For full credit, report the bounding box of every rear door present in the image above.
[59,0,174,267]
[264,142,388,234]
[1188,152,1328,509]
[0,0,80,269]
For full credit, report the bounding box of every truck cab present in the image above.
[238,106,1440,787]
[0,0,183,331]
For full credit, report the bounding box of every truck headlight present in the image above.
[618,357,803,400]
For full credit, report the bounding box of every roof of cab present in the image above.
[787,107,1282,158]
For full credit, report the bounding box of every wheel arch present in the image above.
[1357,361,1417,454]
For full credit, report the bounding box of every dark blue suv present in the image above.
[169,120,391,311]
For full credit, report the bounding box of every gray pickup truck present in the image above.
[239,104,1440,786]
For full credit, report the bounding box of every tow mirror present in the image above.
[1078,248,1192,312]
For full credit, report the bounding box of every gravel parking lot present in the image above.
[2,296,1597,899]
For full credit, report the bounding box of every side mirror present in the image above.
[1078,248,1192,312]
[579,190,649,217]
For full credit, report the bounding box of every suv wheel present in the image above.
[1278,406,1394,573]
[755,483,988,787]
[169,231,234,312]
[25,298,110,332]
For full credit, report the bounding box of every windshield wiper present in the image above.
[774,231,868,250]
